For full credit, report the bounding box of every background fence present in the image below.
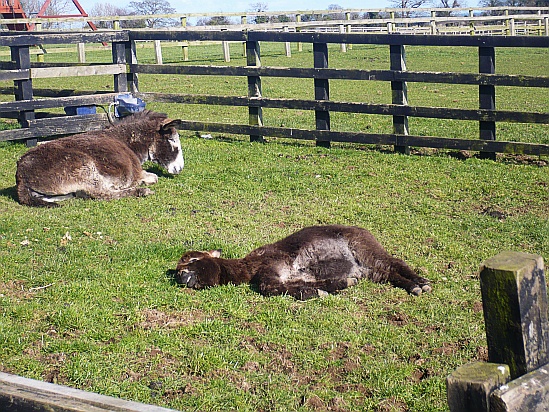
[0,29,548,158]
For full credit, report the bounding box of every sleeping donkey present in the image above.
[175,225,431,300]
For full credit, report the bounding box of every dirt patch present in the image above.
[136,308,205,330]
[376,397,409,412]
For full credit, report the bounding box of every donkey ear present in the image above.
[161,119,182,131]
[208,249,222,258]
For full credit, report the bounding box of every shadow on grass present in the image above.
[0,185,17,203]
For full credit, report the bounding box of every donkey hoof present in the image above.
[317,289,329,297]
[411,286,423,296]
[421,284,432,293]
[347,277,358,287]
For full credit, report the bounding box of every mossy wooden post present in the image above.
[246,39,263,142]
[390,44,409,155]
[480,252,549,379]
[447,362,511,412]
[313,42,330,148]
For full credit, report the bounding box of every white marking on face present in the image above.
[166,131,184,174]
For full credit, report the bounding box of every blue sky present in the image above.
[75,0,416,15]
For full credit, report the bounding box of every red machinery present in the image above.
[0,0,98,31]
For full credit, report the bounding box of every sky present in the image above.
[74,0,404,16]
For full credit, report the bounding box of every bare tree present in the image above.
[249,2,269,24]
[196,16,233,26]
[89,3,144,29]
[128,0,176,27]
[327,4,345,20]
[436,0,466,16]
[388,0,430,17]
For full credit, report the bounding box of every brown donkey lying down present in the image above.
[175,225,431,300]
[16,111,184,207]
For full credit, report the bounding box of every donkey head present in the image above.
[175,250,222,289]
[149,119,184,175]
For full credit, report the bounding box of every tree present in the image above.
[20,0,73,28]
[388,0,430,17]
[128,0,176,28]
[196,16,232,26]
[89,3,144,28]
[249,2,269,24]
[327,4,345,20]
[436,0,466,16]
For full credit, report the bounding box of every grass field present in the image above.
[0,41,548,411]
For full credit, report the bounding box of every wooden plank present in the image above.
[480,252,549,379]
[0,31,128,47]
[129,30,247,42]
[138,92,549,124]
[174,120,549,155]
[0,69,29,81]
[0,114,109,142]
[0,372,178,412]
[447,362,511,412]
[131,64,549,88]
[0,93,118,112]
[490,362,549,412]
[246,31,549,48]
[30,64,126,79]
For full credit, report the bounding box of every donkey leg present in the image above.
[387,258,431,295]
[75,185,154,201]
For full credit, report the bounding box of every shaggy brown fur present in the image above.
[16,111,184,207]
[175,225,431,300]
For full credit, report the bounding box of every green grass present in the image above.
[1,41,549,411]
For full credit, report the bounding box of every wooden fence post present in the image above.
[11,45,35,147]
[296,14,303,52]
[448,252,549,412]
[345,12,352,50]
[77,42,85,63]
[246,39,263,142]
[241,16,247,57]
[221,29,230,62]
[112,40,138,94]
[447,362,511,412]
[283,26,291,57]
[478,46,496,160]
[390,44,409,154]
[479,251,549,379]
[313,42,330,148]
[154,40,163,64]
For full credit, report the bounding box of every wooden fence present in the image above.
[0,30,548,158]
[0,6,548,36]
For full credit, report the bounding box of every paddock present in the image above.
[0,24,548,412]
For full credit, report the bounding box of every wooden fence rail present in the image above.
[0,30,548,158]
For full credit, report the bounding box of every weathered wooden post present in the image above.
[480,252,549,379]
[221,28,230,62]
[390,43,409,155]
[283,26,291,57]
[313,42,330,148]
[296,14,303,52]
[478,45,496,160]
[246,38,263,142]
[11,44,35,147]
[447,252,549,412]
[77,42,86,63]
[154,40,163,64]
[345,12,352,50]
[241,16,247,57]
